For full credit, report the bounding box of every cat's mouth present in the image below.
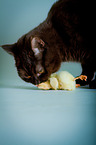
[33,77,41,85]
[33,72,49,85]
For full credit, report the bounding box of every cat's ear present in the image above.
[1,43,16,56]
[31,37,45,59]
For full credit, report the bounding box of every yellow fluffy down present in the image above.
[57,71,76,90]
[50,77,59,90]
[37,71,76,91]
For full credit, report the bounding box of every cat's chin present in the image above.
[31,77,48,85]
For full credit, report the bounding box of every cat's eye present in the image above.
[37,69,44,77]
[39,69,44,74]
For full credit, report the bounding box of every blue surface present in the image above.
[0,87,96,145]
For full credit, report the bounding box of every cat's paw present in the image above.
[76,78,88,86]
[89,80,96,89]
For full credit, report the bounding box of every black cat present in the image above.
[1,0,96,88]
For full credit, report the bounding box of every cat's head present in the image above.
[1,36,61,85]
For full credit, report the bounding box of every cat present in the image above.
[1,0,96,88]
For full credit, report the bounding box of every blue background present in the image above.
[0,0,96,145]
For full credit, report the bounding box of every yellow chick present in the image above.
[37,71,87,91]
[49,77,59,90]
[36,80,51,90]
[57,71,76,90]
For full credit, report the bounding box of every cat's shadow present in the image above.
[0,84,40,90]
[0,84,89,90]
